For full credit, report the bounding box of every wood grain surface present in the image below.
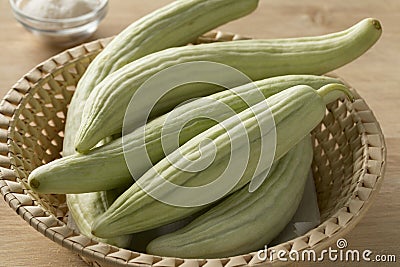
[0,0,399,266]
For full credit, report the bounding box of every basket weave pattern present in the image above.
[0,32,386,267]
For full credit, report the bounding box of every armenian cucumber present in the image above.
[29,75,341,194]
[63,0,260,247]
[146,137,313,258]
[90,84,353,237]
[64,0,259,152]
[66,188,132,247]
[76,18,381,152]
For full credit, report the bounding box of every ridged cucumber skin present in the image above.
[90,84,343,238]
[65,137,132,247]
[63,0,258,248]
[76,18,382,152]
[64,137,131,246]
[62,0,260,248]
[29,75,341,194]
[63,0,259,152]
[146,137,313,258]
[66,188,132,247]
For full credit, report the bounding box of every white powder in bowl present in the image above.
[21,0,100,19]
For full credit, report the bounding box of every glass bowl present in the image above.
[9,0,109,47]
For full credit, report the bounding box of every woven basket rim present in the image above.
[0,32,387,267]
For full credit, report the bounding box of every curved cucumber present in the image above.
[90,84,352,237]
[30,75,340,194]
[76,18,382,152]
[64,0,259,152]
[62,0,260,247]
[146,137,313,258]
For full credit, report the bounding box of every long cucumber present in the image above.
[64,0,259,151]
[63,0,260,247]
[75,18,381,152]
[29,75,341,194]
[146,137,313,258]
[90,84,352,237]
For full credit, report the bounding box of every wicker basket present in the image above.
[0,32,386,267]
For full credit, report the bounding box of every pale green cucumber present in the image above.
[64,132,131,247]
[63,0,259,152]
[146,137,313,258]
[66,188,132,247]
[29,75,341,194]
[76,18,381,152]
[64,0,260,247]
[90,84,353,237]
[65,137,132,247]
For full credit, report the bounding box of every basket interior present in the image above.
[0,36,385,266]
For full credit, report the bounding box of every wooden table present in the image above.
[0,0,399,266]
